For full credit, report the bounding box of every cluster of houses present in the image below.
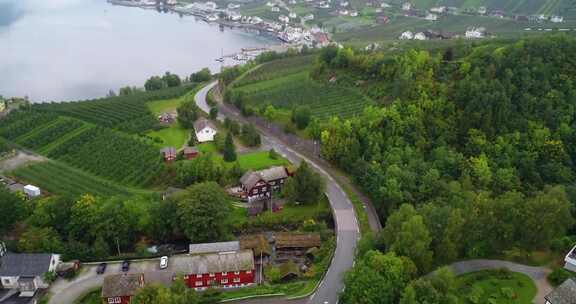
[100,233,321,304]
[399,26,486,40]
[160,118,217,162]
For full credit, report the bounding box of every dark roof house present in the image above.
[545,278,576,304]
[0,254,54,277]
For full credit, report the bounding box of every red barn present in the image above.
[177,250,255,290]
[160,147,177,162]
[183,147,199,160]
[101,273,144,304]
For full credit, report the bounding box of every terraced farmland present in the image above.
[12,161,134,198]
[15,117,86,151]
[47,127,164,187]
[33,85,194,133]
[234,55,316,87]
[235,71,373,120]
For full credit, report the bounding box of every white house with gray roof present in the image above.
[0,252,60,297]
[194,118,217,143]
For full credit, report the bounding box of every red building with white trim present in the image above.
[178,250,255,290]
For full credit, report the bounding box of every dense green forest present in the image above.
[305,35,576,302]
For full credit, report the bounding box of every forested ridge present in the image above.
[315,35,576,277]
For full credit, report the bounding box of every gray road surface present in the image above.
[195,81,360,304]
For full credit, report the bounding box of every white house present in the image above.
[271,6,280,12]
[429,6,445,13]
[380,2,390,8]
[551,15,564,23]
[205,1,217,10]
[194,118,218,143]
[402,2,412,11]
[289,12,297,19]
[228,11,242,21]
[279,15,290,23]
[414,32,427,40]
[266,1,275,6]
[23,185,41,198]
[0,250,60,298]
[302,14,314,21]
[425,13,438,21]
[349,10,358,17]
[564,245,576,272]
[465,27,485,39]
[477,6,487,15]
[399,30,414,40]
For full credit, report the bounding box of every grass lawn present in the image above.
[220,280,318,301]
[146,87,198,115]
[230,196,330,231]
[74,289,101,304]
[146,123,189,148]
[197,142,218,153]
[236,151,289,171]
[456,270,537,304]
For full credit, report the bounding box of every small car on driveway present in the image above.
[160,256,168,269]
[96,263,107,274]
[121,260,130,272]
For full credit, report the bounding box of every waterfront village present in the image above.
[109,0,571,52]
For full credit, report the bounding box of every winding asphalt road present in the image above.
[195,81,360,304]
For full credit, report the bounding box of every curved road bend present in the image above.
[196,81,360,304]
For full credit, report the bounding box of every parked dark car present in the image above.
[121,260,130,272]
[96,263,107,275]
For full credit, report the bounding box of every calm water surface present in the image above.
[0,0,274,102]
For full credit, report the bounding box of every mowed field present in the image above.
[232,56,374,120]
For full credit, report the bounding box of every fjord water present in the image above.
[0,0,273,102]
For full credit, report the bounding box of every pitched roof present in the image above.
[0,253,54,277]
[194,118,217,132]
[183,147,199,154]
[240,234,271,256]
[240,171,264,190]
[274,233,321,249]
[175,250,254,274]
[260,166,288,181]
[101,273,145,298]
[160,147,176,154]
[545,278,576,304]
[189,241,240,255]
[240,167,288,190]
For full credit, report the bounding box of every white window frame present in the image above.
[196,274,203,279]
[195,281,203,287]
[222,272,227,276]
[209,273,215,277]
[221,278,228,284]
[246,270,252,274]
[253,188,259,194]
[233,277,241,283]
